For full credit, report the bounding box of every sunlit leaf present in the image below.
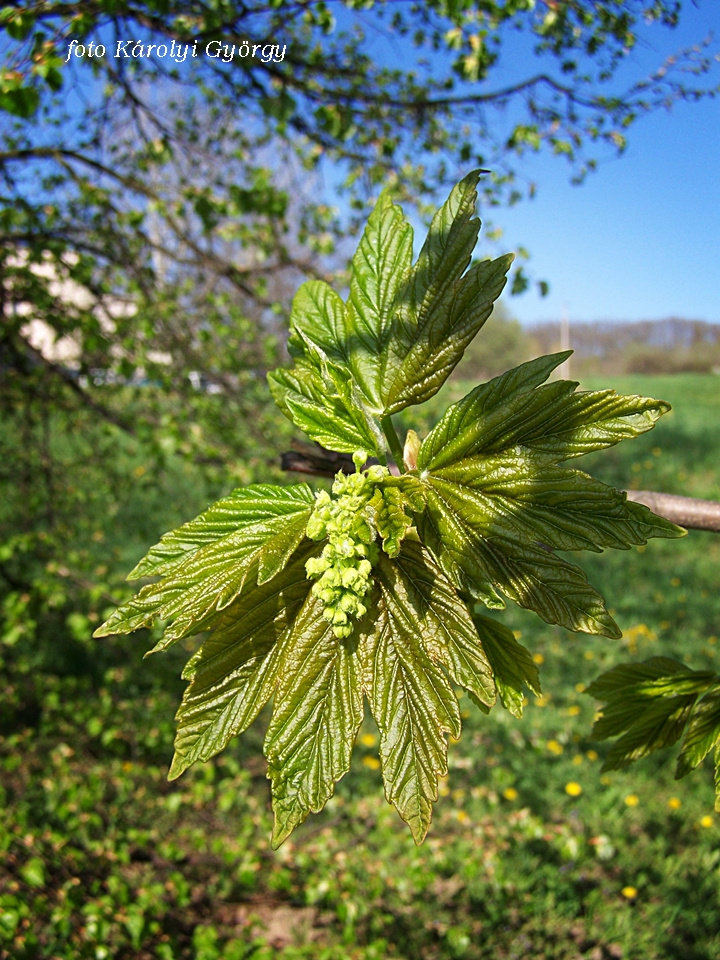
[676,685,720,779]
[418,353,673,471]
[382,173,513,413]
[129,483,314,580]
[95,172,685,844]
[364,550,464,842]
[269,171,511,440]
[418,480,621,636]
[169,545,316,780]
[587,659,719,774]
[380,541,496,708]
[346,192,414,406]
[475,614,541,717]
[266,592,364,847]
[94,486,314,647]
[269,358,380,454]
[415,352,682,635]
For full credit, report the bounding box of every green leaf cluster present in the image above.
[95,172,684,844]
[587,659,720,809]
[268,172,513,460]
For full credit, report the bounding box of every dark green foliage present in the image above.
[587,658,720,807]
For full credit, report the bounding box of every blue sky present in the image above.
[491,4,720,326]
[326,1,720,326]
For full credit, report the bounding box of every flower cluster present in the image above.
[305,463,389,638]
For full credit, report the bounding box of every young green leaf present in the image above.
[676,685,720,780]
[128,483,315,581]
[414,353,683,635]
[381,254,514,413]
[475,614,541,717]
[379,542,496,708]
[286,281,349,365]
[169,545,316,780]
[269,355,381,455]
[417,353,673,471]
[266,592,364,847]
[428,455,675,553]
[93,485,315,649]
[584,657,688,699]
[268,170,512,451]
[418,482,622,636]
[363,555,462,843]
[587,659,720,776]
[601,696,698,772]
[379,173,511,412]
[346,191,414,407]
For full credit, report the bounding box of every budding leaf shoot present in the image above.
[95,171,684,845]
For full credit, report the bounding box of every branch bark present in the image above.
[279,450,720,534]
[626,490,720,534]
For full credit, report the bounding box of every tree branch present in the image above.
[7,332,138,437]
[626,490,720,534]
[279,450,720,533]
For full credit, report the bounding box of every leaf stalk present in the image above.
[380,415,405,473]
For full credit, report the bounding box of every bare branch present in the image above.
[626,490,720,534]
[280,450,720,534]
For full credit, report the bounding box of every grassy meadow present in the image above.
[2,372,720,959]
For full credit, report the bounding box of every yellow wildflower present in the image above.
[565,782,582,797]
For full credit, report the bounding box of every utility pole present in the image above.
[559,303,571,379]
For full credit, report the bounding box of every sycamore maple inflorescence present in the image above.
[305,461,388,637]
[304,453,425,637]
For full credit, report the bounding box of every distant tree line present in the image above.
[529,318,720,377]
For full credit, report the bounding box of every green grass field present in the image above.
[2,373,720,960]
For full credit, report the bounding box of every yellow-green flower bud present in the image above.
[305,461,400,637]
